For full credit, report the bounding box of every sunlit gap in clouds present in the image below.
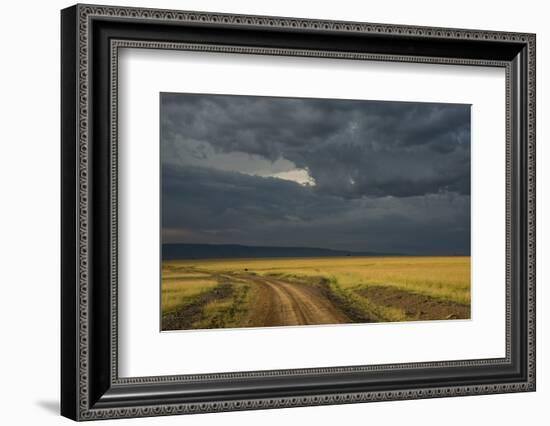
[249,165,316,187]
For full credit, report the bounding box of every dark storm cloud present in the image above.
[160,93,471,254]
[162,163,470,255]
[161,94,470,198]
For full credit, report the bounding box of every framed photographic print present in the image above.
[61,4,536,421]
[159,93,473,331]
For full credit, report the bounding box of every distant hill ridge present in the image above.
[162,243,398,260]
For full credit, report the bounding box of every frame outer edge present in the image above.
[76,2,92,420]
[527,33,536,390]
[61,4,80,422]
[66,4,536,421]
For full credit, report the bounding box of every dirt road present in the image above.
[246,275,351,327]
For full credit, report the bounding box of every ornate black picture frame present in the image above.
[61,4,536,421]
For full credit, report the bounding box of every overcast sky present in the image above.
[161,93,471,255]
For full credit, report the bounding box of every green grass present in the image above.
[192,282,253,329]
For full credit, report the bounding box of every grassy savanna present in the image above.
[161,256,470,331]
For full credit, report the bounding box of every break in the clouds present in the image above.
[161,93,471,255]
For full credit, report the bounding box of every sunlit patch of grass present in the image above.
[331,257,470,305]
[162,256,470,323]
[170,256,470,305]
[161,273,219,314]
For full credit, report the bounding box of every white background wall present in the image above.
[0,0,546,424]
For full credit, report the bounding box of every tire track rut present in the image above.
[246,275,352,327]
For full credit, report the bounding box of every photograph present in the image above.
[160,93,472,331]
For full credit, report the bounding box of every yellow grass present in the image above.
[324,257,470,305]
[161,267,219,313]
[163,256,470,305]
